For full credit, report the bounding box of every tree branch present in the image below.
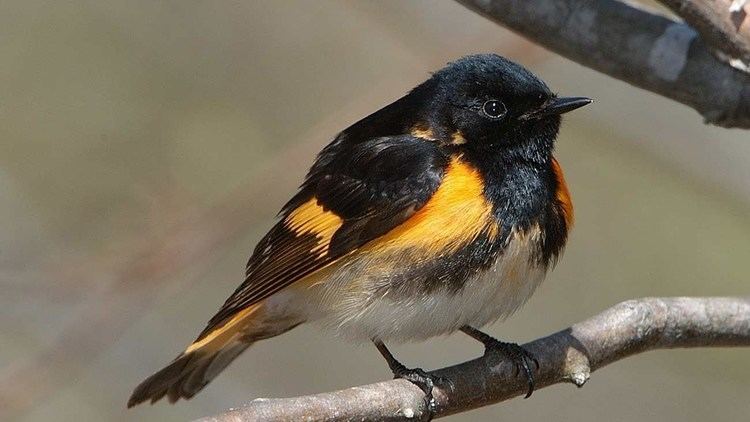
[455,0,750,129]
[657,0,750,69]
[195,297,750,422]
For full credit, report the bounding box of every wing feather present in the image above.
[196,135,448,339]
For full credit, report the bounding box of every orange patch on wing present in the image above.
[285,198,343,257]
[364,156,497,254]
[551,158,574,228]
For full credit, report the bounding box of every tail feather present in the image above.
[128,302,303,407]
[128,352,193,407]
[128,305,263,408]
[128,340,252,407]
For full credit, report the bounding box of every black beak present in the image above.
[521,96,592,120]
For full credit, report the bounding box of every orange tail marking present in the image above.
[185,303,262,353]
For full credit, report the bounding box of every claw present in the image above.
[373,339,453,419]
[393,366,452,415]
[485,341,537,398]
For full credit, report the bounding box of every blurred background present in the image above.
[1,1,748,421]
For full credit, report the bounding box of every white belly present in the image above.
[326,257,545,343]
[264,227,549,343]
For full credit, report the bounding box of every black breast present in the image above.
[466,148,571,267]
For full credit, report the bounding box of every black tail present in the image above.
[127,340,251,407]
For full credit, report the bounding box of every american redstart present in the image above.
[128,54,590,409]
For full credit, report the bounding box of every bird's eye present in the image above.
[482,100,507,119]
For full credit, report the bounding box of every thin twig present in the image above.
[196,297,750,421]
[455,0,750,129]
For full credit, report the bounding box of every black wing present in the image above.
[197,134,448,338]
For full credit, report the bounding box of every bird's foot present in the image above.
[483,340,539,398]
[392,365,452,415]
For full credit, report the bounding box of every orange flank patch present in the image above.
[185,303,262,353]
[363,156,498,255]
[551,158,574,228]
[284,198,343,257]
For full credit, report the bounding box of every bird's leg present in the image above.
[460,325,539,398]
[373,339,451,415]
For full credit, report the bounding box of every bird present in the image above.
[127,53,590,410]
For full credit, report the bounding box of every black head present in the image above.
[411,54,590,162]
